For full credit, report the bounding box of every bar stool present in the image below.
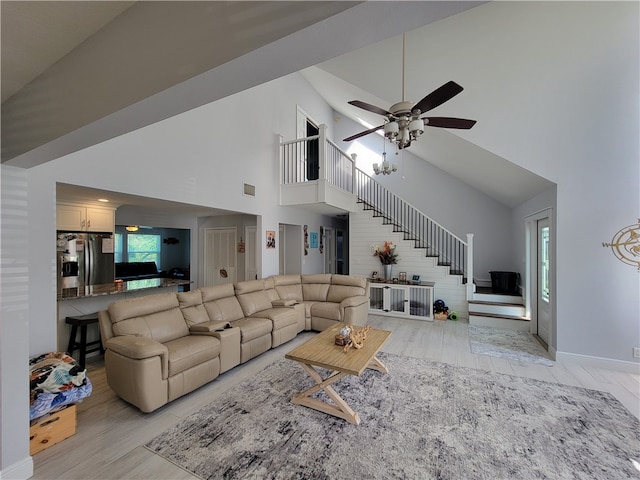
[65,313,103,367]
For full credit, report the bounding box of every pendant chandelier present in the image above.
[373,152,397,175]
[373,139,397,176]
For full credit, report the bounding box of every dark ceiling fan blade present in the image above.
[343,124,385,142]
[422,117,476,129]
[348,100,393,117]
[413,81,464,114]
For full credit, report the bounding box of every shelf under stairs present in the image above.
[468,289,529,332]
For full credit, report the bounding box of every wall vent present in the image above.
[243,183,256,196]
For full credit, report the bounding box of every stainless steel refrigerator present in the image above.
[56,232,115,289]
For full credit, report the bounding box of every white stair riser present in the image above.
[469,303,526,317]
[473,293,524,305]
[469,314,530,332]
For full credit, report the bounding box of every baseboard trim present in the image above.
[0,456,33,480]
[555,351,640,374]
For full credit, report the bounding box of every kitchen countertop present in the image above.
[57,278,192,301]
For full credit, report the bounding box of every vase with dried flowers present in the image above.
[373,241,398,279]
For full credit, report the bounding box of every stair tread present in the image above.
[469,311,530,321]
[469,300,524,307]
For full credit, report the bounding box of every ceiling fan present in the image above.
[343,34,476,150]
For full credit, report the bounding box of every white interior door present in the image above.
[537,218,551,345]
[205,227,237,286]
[245,226,257,281]
[324,227,335,274]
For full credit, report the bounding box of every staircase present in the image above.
[468,288,529,331]
[354,168,468,280]
[281,130,528,327]
[279,128,470,284]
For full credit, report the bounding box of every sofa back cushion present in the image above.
[234,279,265,295]
[204,296,245,322]
[200,283,235,302]
[200,284,245,322]
[327,275,367,303]
[108,292,188,343]
[301,274,331,302]
[235,279,275,317]
[272,275,303,301]
[177,290,208,327]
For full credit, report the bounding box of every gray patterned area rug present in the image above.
[468,325,554,366]
[145,353,640,480]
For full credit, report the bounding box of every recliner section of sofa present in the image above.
[98,292,221,413]
[98,274,369,412]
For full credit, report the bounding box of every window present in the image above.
[115,233,161,269]
[114,233,123,263]
[540,226,550,301]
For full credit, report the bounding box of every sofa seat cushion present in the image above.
[310,302,342,321]
[250,308,298,330]
[231,317,272,343]
[165,335,221,377]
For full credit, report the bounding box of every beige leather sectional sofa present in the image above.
[98,274,369,412]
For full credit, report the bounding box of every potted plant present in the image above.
[373,241,398,279]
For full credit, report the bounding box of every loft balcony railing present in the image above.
[280,124,474,297]
[280,124,355,192]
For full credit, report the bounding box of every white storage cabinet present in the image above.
[369,282,435,321]
[57,204,115,232]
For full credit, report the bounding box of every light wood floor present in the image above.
[31,316,640,479]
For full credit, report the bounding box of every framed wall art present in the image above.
[266,230,275,249]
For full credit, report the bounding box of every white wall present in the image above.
[337,0,640,364]
[25,72,338,357]
[334,114,517,283]
[439,2,640,364]
[0,166,33,478]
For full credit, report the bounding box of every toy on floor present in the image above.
[434,299,449,320]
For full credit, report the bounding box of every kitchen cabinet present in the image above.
[369,281,435,321]
[57,204,115,232]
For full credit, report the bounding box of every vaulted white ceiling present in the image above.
[1,1,564,208]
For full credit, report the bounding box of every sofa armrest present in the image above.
[339,295,369,308]
[340,295,370,327]
[189,321,231,333]
[105,336,169,379]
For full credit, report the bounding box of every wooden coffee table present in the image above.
[285,323,391,425]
